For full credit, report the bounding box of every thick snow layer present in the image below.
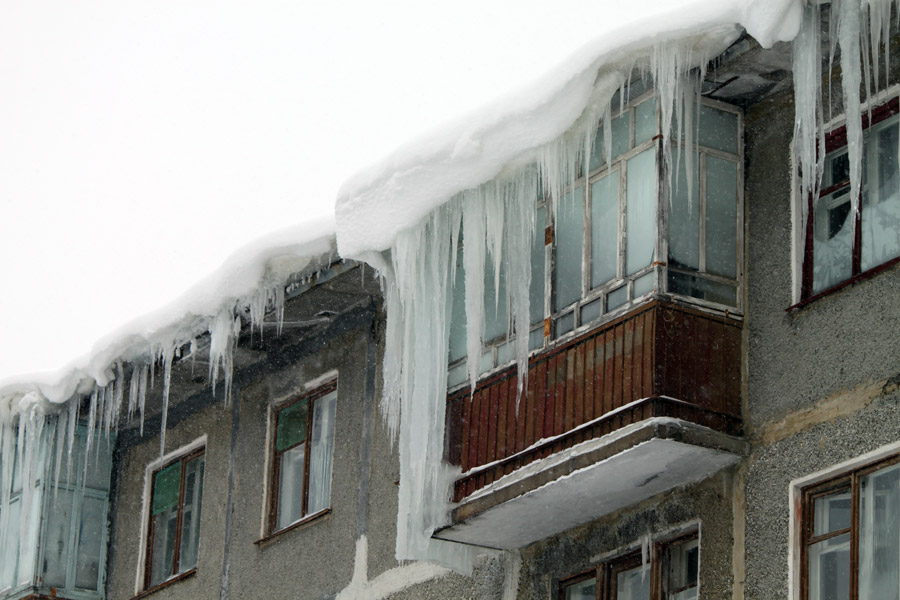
[335,0,802,258]
[0,216,337,408]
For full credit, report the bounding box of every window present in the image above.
[268,381,337,535]
[800,97,900,300]
[145,448,205,590]
[560,533,699,600]
[447,86,742,387]
[801,455,900,600]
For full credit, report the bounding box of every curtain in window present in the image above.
[307,391,337,514]
[859,464,900,600]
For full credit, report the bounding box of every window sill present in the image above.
[787,257,900,311]
[131,568,197,600]
[255,508,331,547]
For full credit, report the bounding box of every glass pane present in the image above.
[633,271,655,297]
[565,576,597,599]
[447,363,467,388]
[479,351,494,375]
[151,462,182,516]
[149,500,178,586]
[277,398,308,452]
[635,97,658,145]
[555,312,575,337]
[591,172,619,288]
[607,286,628,311]
[862,117,900,271]
[0,499,22,590]
[308,391,337,514]
[528,327,544,351]
[484,250,509,343]
[497,340,515,365]
[17,491,40,586]
[706,156,739,278]
[449,248,468,361]
[276,444,305,530]
[667,539,699,599]
[589,125,605,173]
[554,186,584,311]
[809,532,850,600]
[812,188,853,294]
[668,153,700,271]
[859,463,900,600]
[699,105,738,154]
[617,564,651,600]
[626,148,656,275]
[611,112,630,159]
[42,489,75,588]
[75,496,105,589]
[531,206,547,325]
[177,456,203,573]
[667,271,737,306]
[84,438,113,491]
[581,296,604,324]
[813,489,851,536]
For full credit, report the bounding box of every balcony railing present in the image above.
[445,299,742,502]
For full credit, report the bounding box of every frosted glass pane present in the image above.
[75,496,104,590]
[589,125,605,173]
[277,444,305,530]
[554,186,584,311]
[611,113,630,158]
[497,340,515,365]
[84,440,113,491]
[447,363,467,388]
[0,499,22,589]
[484,251,509,343]
[862,119,900,271]
[531,206,547,325]
[177,456,203,573]
[308,391,336,514]
[812,188,853,294]
[449,250,467,362]
[581,296,604,324]
[591,172,619,287]
[565,577,597,599]
[699,105,738,154]
[617,565,651,600]
[528,327,544,351]
[859,463,900,600]
[607,286,628,311]
[668,152,700,271]
[555,312,575,337]
[634,97,658,145]
[633,271,654,297]
[626,148,656,275]
[809,533,850,600]
[479,351,494,375]
[17,492,40,586]
[705,156,738,278]
[42,490,74,588]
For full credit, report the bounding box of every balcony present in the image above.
[437,299,747,549]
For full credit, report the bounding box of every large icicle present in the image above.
[840,0,865,227]
[793,2,826,215]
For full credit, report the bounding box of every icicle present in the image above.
[159,346,175,457]
[65,398,78,486]
[793,1,826,226]
[52,407,67,498]
[209,308,241,406]
[839,0,865,227]
[462,197,487,390]
[640,532,652,582]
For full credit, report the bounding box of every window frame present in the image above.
[142,445,205,593]
[795,95,900,306]
[558,530,699,600]
[799,452,900,600]
[266,380,337,537]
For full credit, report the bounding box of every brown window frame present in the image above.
[267,380,337,536]
[800,453,900,600]
[558,531,699,600]
[797,96,900,305]
[143,446,205,593]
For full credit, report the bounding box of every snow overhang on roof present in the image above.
[0,216,338,412]
[334,0,805,260]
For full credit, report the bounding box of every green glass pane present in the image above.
[591,172,619,288]
[705,156,738,278]
[277,399,308,452]
[554,186,584,312]
[699,105,738,154]
[626,148,657,275]
[152,462,182,516]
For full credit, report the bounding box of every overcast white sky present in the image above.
[0,0,657,382]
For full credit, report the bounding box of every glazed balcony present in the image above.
[437,299,747,549]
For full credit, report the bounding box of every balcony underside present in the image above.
[434,418,746,550]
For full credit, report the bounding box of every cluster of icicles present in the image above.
[377,0,900,571]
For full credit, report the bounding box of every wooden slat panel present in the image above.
[486,380,500,473]
[583,336,595,424]
[496,376,509,462]
[723,323,742,417]
[623,317,635,403]
[554,351,566,437]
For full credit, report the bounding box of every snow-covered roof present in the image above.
[334,0,803,259]
[0,216,337,408]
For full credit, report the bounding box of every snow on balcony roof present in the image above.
[334,0,803,259]
[0,216,337,407]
